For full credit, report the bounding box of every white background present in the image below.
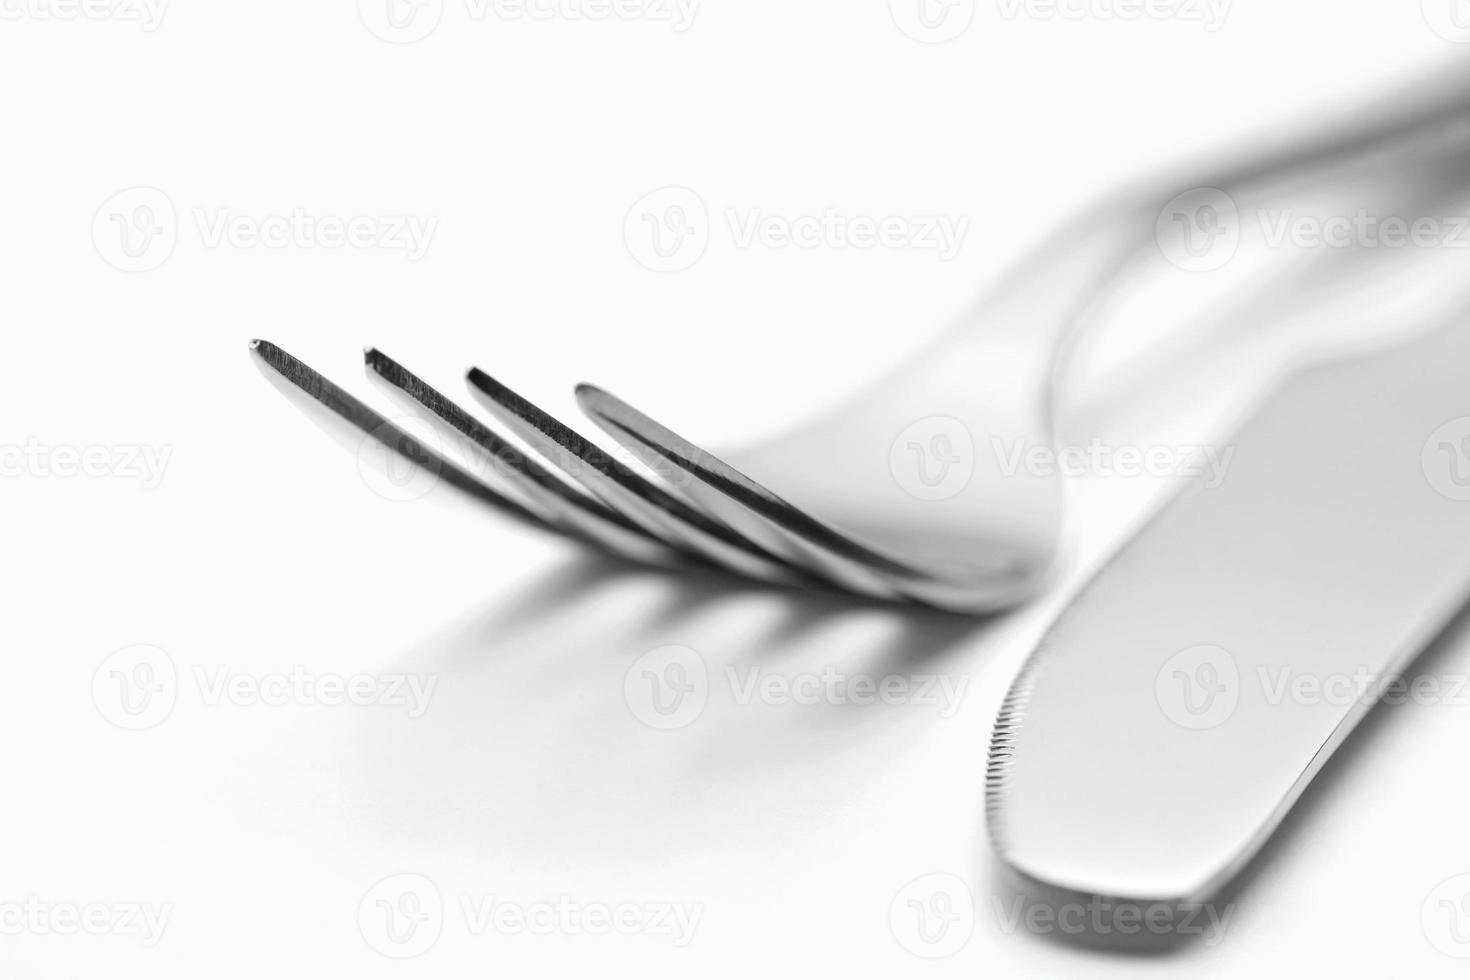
[5,0,1470,975]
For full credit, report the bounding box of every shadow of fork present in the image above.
[327,550,1010,871]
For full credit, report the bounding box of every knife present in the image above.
[986,314,1470,926]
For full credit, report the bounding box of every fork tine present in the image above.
[573,383,950,603]
[250,339,555,534]
[464,367,809,587]
[361,348,683,567]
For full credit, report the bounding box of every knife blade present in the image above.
[986,314,1470,920]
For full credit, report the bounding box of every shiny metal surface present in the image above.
[252,70,1470,614]
[988,315,1470,907]
[249,339,550,535]
[499,72,1470,612]
[363,348,680,566]
[462,367,806,585]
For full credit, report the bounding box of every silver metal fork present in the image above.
[252,72,1470,614]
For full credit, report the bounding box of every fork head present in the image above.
[571,377,1058,613]
[254,339,1056,612]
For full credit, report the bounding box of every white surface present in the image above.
[4,2,1470,975]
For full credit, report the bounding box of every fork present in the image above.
[252,73,1470,613]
